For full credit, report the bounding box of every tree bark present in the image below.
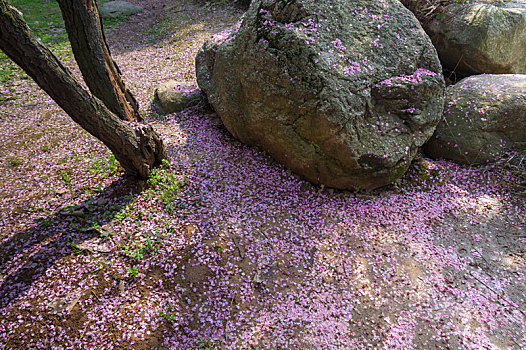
[57,0,140,122]
[0,0,166,178]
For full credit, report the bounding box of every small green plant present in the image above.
[94,260,112,272]
[147,159,185,212]
[0,93,19,102]
[7,157,23,168]
[100,227,115,239]
[121,236,160,260]
[121,244,145,260]
[34,217,53,228]
[146,18,172,44]
[57,169,72,184]
[196,339,221,350]
[128,266,139,279]
[90,154,118,176]
[102,15,129,28]
[159,301,178,323]
[58,151,82,165]
[114,209,128,222]
[69,242,87,255]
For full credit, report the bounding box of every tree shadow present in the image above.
[0,176,145,309]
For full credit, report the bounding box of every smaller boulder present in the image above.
[424,74,526,164]
[99,1,143,18]
[424,1,526,75]
[153,81,203,115]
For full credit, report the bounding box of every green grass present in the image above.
[146,17,174,44]
[0,0,128,84]
[147,159,186,212]
[159,301,178,323]
[127,266,139,279]
[0,53,22,85]
[11,0,70,47]
[120,235,161,260]
[196,339,221,350]
[0,0,71,83]
[102,15,130,28]
[89,154,118,177]
[57,169,72,185]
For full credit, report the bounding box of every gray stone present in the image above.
[196,0,445,190]
[153,81,203,114]
[423,1,526,75]
[424,74,526,164]
[99,1,143,18]
[49,27,65,34]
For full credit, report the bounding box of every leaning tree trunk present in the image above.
[57,0,140,122]
[0,0,165,178]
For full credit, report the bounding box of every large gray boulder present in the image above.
[99,1,143,18]
[196,0,445,190]
[423,1,526,75]
[424,74,526,164]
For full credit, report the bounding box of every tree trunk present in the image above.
[0,0,166,178]
[57,0,140,122]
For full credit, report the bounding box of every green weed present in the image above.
[0,56,22,85]
[94,260,112,272]
[120,236,160,260]
[159,301,178,323]
[114,209,128,222]
[196,339,221,350]
[57,169,72,184]
[34,217,53,228]
[69,242,87,255]
[7,157,23,168]
[90,154,118,176]
[102,15,129,28]
[147,159,185,212]
[57,151,83,166]
[128,266,139,279]
[146,17,173,44]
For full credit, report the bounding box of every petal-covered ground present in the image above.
[0,1,525,349]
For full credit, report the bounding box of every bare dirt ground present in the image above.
[0,1,525,349]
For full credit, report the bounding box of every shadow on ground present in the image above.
[0,177,145,309]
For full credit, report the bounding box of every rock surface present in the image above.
[424,74,526,164]
[153,81,203,115]
[196,0,445,190]
[423,1,526,75]
[99,1,143,18]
